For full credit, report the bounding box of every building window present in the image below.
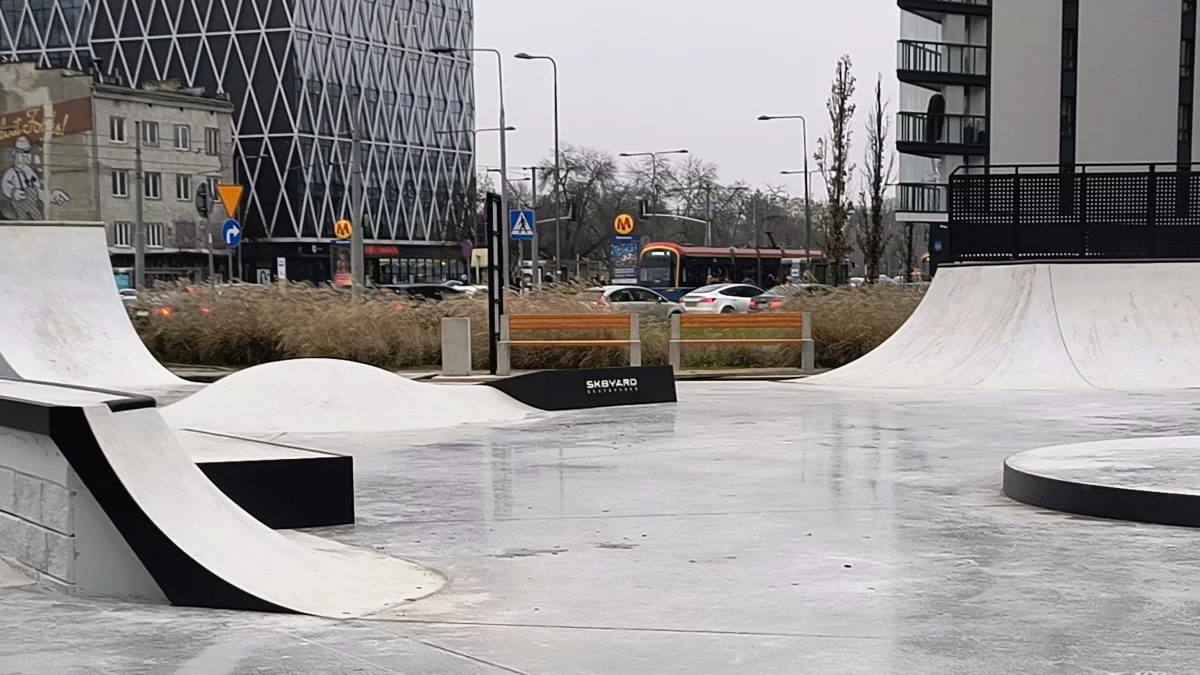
[1184,40,1195,77]
[204,127,219,156]
[144,171,161,199]
[112,221,132,247]
[142,121,159,145]
[176,174,192,201]
[147,222,164,248]
[174,125,190,150]
[1181,104,1193,143]
[110,116,126,143]
[111,169,128,197]
[1062,30,1077,72]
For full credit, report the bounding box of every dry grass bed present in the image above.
[134,282,925,371]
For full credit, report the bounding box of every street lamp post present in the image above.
[514,52,563,280]
[433,46,511,288]
[758,115,813,269]
[618,149,689,234]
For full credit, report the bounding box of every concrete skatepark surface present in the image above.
[807,261,1200,389]
[4,382,1200,673]
[163,358,534,434]
[0,223,188,390]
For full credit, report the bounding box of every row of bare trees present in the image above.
[451,55,903,285]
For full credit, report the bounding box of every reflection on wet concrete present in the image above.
[5,383,1200,673]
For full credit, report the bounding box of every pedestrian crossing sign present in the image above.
[509,210,535,240]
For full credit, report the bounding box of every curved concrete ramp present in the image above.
[0,379,443,616]
[805,261,1200,390]
[163,358,532,434]
[0,223,185,389]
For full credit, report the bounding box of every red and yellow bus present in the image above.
[638,243,824,300]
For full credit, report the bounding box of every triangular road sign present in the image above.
[215,184,244,217]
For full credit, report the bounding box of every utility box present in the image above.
[441,318,472,377]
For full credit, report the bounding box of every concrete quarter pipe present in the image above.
[0,379,442,616]
[806,261,1200,390]
[0,222,185,389]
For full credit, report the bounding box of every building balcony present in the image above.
[897,112,989,157]
[898,0,989,21]
[897,183,947,214]
[897,40,988,90]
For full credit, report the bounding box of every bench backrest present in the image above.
[679,313,804,330]
[508,314,632,331]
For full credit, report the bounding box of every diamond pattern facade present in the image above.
[0,0,475,249]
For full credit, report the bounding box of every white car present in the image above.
[679,284,766,314]
[582,286,683,319]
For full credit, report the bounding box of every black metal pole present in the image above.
[486,192,503,375]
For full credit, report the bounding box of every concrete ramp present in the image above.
[0,222,185,389]
[0,379,442,616]
[806,262,1200,390]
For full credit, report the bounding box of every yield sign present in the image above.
[215,184,244,218]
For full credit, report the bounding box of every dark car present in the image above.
[748,283,833,312]
[380,284,467,301]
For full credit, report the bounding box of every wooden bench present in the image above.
[498,314,641,376]
[669,312,814,371]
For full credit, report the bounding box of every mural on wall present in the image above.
[0,97,91,221]
[1,136,69,220]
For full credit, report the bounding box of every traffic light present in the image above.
[639,199,650,219]
[567,201,579,222]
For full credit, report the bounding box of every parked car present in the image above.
[748,283,833,312]
[118,288,137,305]
[582,286,683,319]
[679,284,765,314]
[381,284,468,301]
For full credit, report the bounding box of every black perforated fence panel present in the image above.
[948,168,1200,261]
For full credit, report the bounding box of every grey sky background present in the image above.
[473,0,901,192]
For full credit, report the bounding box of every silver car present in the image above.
[584,286,683,319]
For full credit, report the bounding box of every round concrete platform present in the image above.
[1003,436,1200,527]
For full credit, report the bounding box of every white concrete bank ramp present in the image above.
[805,261,1200,390]
[162,358,533,434]
[0,222,186,390]
[0,379,443,616]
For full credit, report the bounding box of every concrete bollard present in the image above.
[801,311,815,372]
[440,317,472,377]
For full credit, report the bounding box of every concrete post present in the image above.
[801,311,815,372]
[629,313,642,367]
[440,318,472,377]
[669,313,681,370]
[497,315,512,376]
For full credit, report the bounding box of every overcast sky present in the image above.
[473,0,900,191]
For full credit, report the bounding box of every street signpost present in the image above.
[215,184,244,281]
[509,210,534,241]
[215,184,244,218]
[222,219,242,248]
[614,213,635,235]
[195,182,213,218]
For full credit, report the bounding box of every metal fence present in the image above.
[946,163,1200,261]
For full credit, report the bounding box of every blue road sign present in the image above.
[222,219,242,248]
[509,210,535,241]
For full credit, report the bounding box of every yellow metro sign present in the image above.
[334,219,353,240]
[614,213,635,235]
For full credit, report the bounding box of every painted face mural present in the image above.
[0,136,69,220]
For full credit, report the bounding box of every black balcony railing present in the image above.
[898,40,988,78]
[898,0,991,16]
[897,112,988,148]
[943,162,1200,262]
[898,183,946,213]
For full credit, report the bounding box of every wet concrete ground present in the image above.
[4,381,1200,674]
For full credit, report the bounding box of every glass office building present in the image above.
[0,0,475,282]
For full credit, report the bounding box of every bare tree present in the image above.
[860,74,894,284]
[813,54,856,285]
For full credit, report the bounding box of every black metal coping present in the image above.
[0,378,156,435]
[940,258,1200,268]
[1003,458,1200,529]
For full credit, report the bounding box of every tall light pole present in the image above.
[433,45,511,288]
[514,52,563,280]
[618,149,689,233]
[758,115,813,269]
